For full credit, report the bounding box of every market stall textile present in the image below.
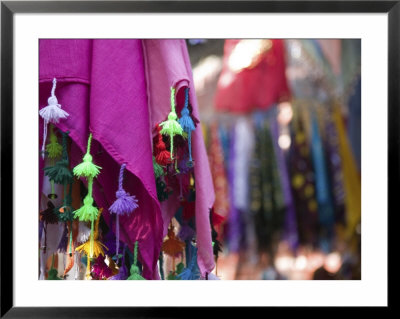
[214,39,291,113]
[39,39,216,279]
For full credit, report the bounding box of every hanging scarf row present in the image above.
[201,100,361,266]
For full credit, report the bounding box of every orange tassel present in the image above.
[161,224,185,258]
[63,222,75,277]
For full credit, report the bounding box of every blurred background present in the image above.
[187,39,361,280]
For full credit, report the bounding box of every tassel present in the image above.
[177,246,200,280]
[127,241,146,280]
[75,208,108,259]
[162,224,185,257]
[40,201,59,225]
[162,224,185,275]
[179,88,196,167]
[63,221,75,277]
[109,264,128,280]
[153,156,165,179]
[45,124,62,159]
[73,133,101,179]
[77,222,91,244]
[154,125,172,166]
[57,225,69,253]
[73,189,98,222]
[73,134,101,242]
[109,245,129,280]
[159,87,183,160]
[109,163,139,261]
[167,262,185,280]
[47,254,62,280]
[178,222,195,242]
[39,78,69,159]
[55,183,74,222]
[43,131,73,185]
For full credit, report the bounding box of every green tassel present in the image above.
[47,268,62,280]
[55,184,74,222]
[73,193,98,222]
[73,179,98,222]
[47,254,62,280]
[153,156,164,178]
[159,87,183,159]
[167,262,185,280]
[44,131,73,185]
[73,133,101,179]
[46,125,62,159]
[127,241,145,280]
[44,159,73,185]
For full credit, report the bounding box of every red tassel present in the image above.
[154,124,171,165]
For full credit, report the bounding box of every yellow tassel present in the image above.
[76,208,108,259]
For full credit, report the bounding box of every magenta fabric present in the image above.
[39,39,163,279]
[142,40,216,276]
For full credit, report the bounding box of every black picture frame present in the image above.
[1,0,394,317]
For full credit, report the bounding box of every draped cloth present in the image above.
[40,39,164,279]
[214,39,291,113]
[142,39,215,276]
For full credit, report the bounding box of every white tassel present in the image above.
[39,78,69,159]
[77,221,91,244]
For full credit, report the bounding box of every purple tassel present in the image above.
[108,264,128,280]
[109,244,128,280]
[109,163,139,262]
[178,223,195,241]
[103,230,118,257]
[57,225,69,253]
[178,155,192,175]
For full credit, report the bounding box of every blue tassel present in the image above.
[179,87,195,167]
[177,245,200,280]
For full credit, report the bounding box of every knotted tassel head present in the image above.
[177,246,200,280]
[178,88,195,132]
[109,163,139,216]
[159,87,183,159]
[46,125,62,159]
[75,209,108,259]
[39,78,69,158]
[73,194,98,222]
[162,225,185,258]
[154,124,171,166]
[44,131,73,185]
[40,201,59,224]
[73,133,101,179]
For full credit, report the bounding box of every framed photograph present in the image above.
[1,0,394,316]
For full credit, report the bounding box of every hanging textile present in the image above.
[214,39,291,113]
[142,39,216,276]
[40,39,164,279]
